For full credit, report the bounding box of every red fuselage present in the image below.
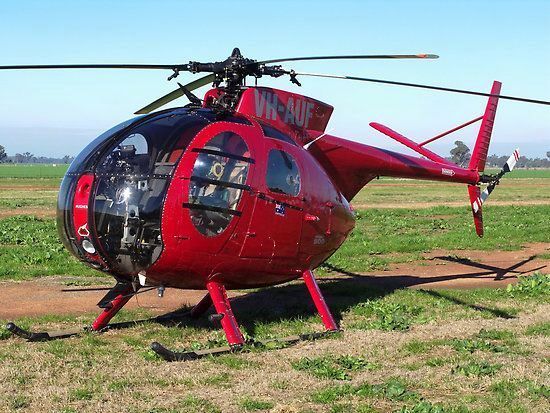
[147,118,355,289]
[58,86,479,291]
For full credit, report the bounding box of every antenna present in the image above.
[304,130,332,150]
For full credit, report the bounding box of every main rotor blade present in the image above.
[134,74,215,114]
[256,54,438,65]
[0,64,182,70]
[293,72,550,106]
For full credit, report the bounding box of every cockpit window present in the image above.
[187,132,252,237]
[266,150,300,196]
[90,114,209,274]
[97,133,150,177]
[259,122,297,146]
[67,116,145,175]
[122,134,148,155]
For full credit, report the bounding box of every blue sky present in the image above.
[0,0,548,158]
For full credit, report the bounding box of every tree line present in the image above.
[0,145,74,164]
[449,140,550,168]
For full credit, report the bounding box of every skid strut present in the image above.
[152,280,245,360]
[151,271,340,361]
[91,283,136,331]
[302,270,339,331]
[206,280,245,347]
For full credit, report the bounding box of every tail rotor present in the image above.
[475,149,520,213]
[469,148,520,236]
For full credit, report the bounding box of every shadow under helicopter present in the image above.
[111,254,546,338]
[21,254,543,341]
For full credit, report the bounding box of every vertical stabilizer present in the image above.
[467,81,502,237]
[468,81,501,172]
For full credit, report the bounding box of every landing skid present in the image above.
[5,322,86,341]
[4,282,191,342]
[6,270,341,362]
[4,310,193,342]
[151,331,339,362]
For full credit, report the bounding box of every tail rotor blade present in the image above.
[502,148,520,175]
[469,148,519,236]
[135,74,215,114]
[474,148,520,212]
[477,183,495,211]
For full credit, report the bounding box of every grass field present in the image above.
[0,165,548,279]
[0,164,548,412]
[0,205,548,280]
[1,165,549,218]
[0,163,69,178]
[0,275,548,412]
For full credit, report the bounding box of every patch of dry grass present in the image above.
[0,282,548,412]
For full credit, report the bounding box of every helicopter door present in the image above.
[241,146,304,258]
[173,127,255,256]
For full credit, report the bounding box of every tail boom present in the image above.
[307,132,480,200]
[306,80,509,239]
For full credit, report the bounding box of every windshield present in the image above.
[92,113,208,274]
[58,111,213,276]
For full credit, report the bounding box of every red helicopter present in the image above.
[2,48,548,360]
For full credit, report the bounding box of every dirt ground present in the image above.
[0,208,56,219]
[359,242,549,290]
[1,243,547,320]
[351,200,550,209]
[0,279,226,320]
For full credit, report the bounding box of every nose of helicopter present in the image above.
[57,109,213,277]
[58,141,174,276]
[57,152,173,278]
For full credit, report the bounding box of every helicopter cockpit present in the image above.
[58,110,213,276]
